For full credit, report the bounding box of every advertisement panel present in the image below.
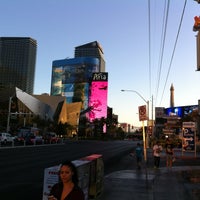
[88,73,108,122]
[42,160,91,200]
[165,105,198,118]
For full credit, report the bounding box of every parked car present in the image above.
[43,132,59,144]
[0,133,14,144]
[31,135,44,145]
[25,134,44,145]
[11,136,19,143]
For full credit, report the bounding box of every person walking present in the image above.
[153,141,163,168]
[48,160,85,200]
[165,138,174,169]
[135,143,143,169]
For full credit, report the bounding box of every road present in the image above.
[0,140,136,200]
[0,140,199,200]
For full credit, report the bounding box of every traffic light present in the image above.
[194,0,200,4]
[193,16,200,32]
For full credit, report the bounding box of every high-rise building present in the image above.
[0,37,37,96]
[50,57,100,110]
[51,41,108,123]
[74,41,105,72]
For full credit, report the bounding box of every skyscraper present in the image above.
[51,41,108,123]
[74,41,105,72]
[0,37,37,96]
[51,57,100,110]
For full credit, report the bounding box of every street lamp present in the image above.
[121,89,149,162]
[6,96,13,133]
[121,89,149,106]
[121,89,149,121]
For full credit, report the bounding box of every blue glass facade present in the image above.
[51,57,99,110]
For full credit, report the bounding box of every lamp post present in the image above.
[121,89,149,162]
[6,96,13,133]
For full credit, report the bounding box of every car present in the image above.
[12,135,18,141]
[31,136,44,145]
[43,132,59,144]
[25,134,44,145]
[0,132,14,144]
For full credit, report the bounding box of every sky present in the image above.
[1,0,200,127]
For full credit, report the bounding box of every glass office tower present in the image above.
[51,57,99,110]
[0,37,37,95]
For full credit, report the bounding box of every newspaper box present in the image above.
[81,154,104,199]
[42,160,91,200]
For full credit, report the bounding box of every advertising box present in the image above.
[42,160,91,200]
[80,154,104,199]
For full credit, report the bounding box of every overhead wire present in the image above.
[159,0,188,105]
[153,1,167,106]
[154,1,167,106]
[148,0,151,99]
[148,0,187,108]
[154,0,170,106]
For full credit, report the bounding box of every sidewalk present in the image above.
[98,166,200,200]
[97,149,200,200]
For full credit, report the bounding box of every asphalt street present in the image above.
[0,140,199,200]
[0,140,135,200]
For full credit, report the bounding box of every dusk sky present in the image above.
[1,0,200,126]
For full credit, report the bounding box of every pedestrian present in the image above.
[48,160,85,200]
[135,143,143,169]
[152,141,163,168]
[165,138,174,169]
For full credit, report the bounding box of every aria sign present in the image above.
[92,72,108,81]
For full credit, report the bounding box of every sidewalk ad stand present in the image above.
[42,159,91,200]
[72,159,91,200]
[80,154,104,199]
[42,165,60,200]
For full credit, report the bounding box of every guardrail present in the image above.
[0,138,65,148]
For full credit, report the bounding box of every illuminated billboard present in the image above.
[88,73,108,122]
[165,105,198,118]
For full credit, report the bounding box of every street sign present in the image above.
[182,122,196,128]
[138,105,148,121]
[182,122,196,151]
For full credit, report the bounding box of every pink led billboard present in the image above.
[88,73,108,122]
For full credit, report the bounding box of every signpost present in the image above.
[182,122,196,157]
[138,105,148,162]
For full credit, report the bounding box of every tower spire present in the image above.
[170,83,174,107]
